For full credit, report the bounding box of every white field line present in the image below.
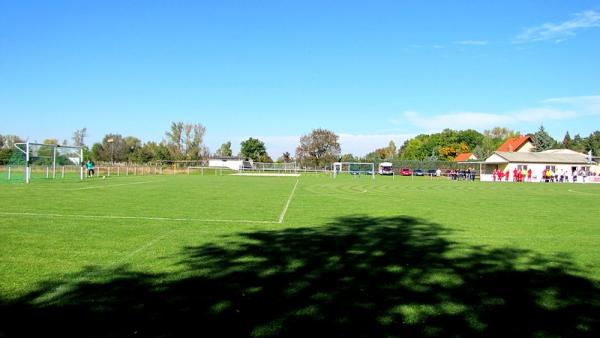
[0,212,278,224]
[35,228,181,302]
[278,179,300,224]
[69,180,155,190]
[113,229,180,266]
[568,189,600,196]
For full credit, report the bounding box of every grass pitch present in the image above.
[1,173,599,336]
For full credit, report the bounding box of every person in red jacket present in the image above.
[527,168,532,182]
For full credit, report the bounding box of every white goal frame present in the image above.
[333,162,375,179]
[14,142,84,184]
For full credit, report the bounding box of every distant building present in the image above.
[454,153,478,162]
[496,135,534,152]
[208,157,251,171]
[482,149,597,182]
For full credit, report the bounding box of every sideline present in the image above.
[69,180,155,191]
[278,179,300,224]
[0,211,278,224]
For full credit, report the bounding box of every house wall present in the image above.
[208,159,243,171]
[481,163,593,182]
[517,141,534,152]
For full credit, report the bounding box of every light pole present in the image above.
[107,138,114,164]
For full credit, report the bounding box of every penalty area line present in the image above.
[278,179,300,224]
[69,180,156,191]
[0,212,278,224]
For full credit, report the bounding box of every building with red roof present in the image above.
[454,153,478,162]
[496,135,534,152]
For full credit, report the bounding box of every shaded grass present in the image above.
[0,174,599,336]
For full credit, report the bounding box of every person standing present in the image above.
[86,159,95,177]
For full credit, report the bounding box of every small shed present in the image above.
[208,157,250,171]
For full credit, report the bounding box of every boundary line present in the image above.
[113,229,180,266]
[69,180,155,191]
[2,178,301,225]
[0,212,278,224]
[278,179,299,223]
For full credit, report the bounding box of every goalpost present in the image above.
[12,142,84,183]
[333,162,375,179]
[241,162,299,174]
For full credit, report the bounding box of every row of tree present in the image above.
[2,125,599,167]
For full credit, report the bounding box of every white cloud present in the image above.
[456,40,489,46]
[515,10,600,43]
[541,95,600,112]
[394,96,592,132]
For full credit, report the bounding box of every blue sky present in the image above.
[1,0,599,156]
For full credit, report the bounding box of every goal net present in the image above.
[333,162,375,179]
[241,162,299,174]
[11,142,83,183]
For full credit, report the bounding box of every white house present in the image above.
[208,157,251,171]
[481,149,595,182]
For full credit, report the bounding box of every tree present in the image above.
[296,128,341,168]
[123,136,142,162]
[165,121,207,161]
[0,135,23,149]
[484,127,519,140]
[216,141,233,157]
[561,131,573,149]
[72,128,87,146]
[277,152,292,163]
[531,125,556,152]
[387,140,397,159]
[240,137,267,162]
[43,139,58,145]
[340,153,357,162]
[165,122,185,160]
[90,143,104,162]
[585,131,600,156]
[142,142,170,162]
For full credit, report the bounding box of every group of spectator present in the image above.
[541,168,593,183]
[491,167,595,183]
[492,168,532,182]
[449,168,476,181]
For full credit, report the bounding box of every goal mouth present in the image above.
[11,142,84,183]
[333,162,375,179]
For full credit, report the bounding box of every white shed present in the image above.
[208,157,250,171]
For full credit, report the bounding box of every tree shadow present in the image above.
[1,215,598,337]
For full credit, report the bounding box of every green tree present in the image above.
[165,121,185,160]
[0,148,13,164]
[561,131,573,149]
[531,125,556,152]
[240,137,267,162]
[295,128,341,168]
[90,143,104,162]
[585,131,600,156]
[339,153,356,162]
[216,141,233,157]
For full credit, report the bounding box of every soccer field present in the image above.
[1,174,599,336]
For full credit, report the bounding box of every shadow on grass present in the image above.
[1,215,598,337]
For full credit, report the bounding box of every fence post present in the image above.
[62,166,65,178]
[8,166,11,180]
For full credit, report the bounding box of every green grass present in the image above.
[1,173,599,336]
